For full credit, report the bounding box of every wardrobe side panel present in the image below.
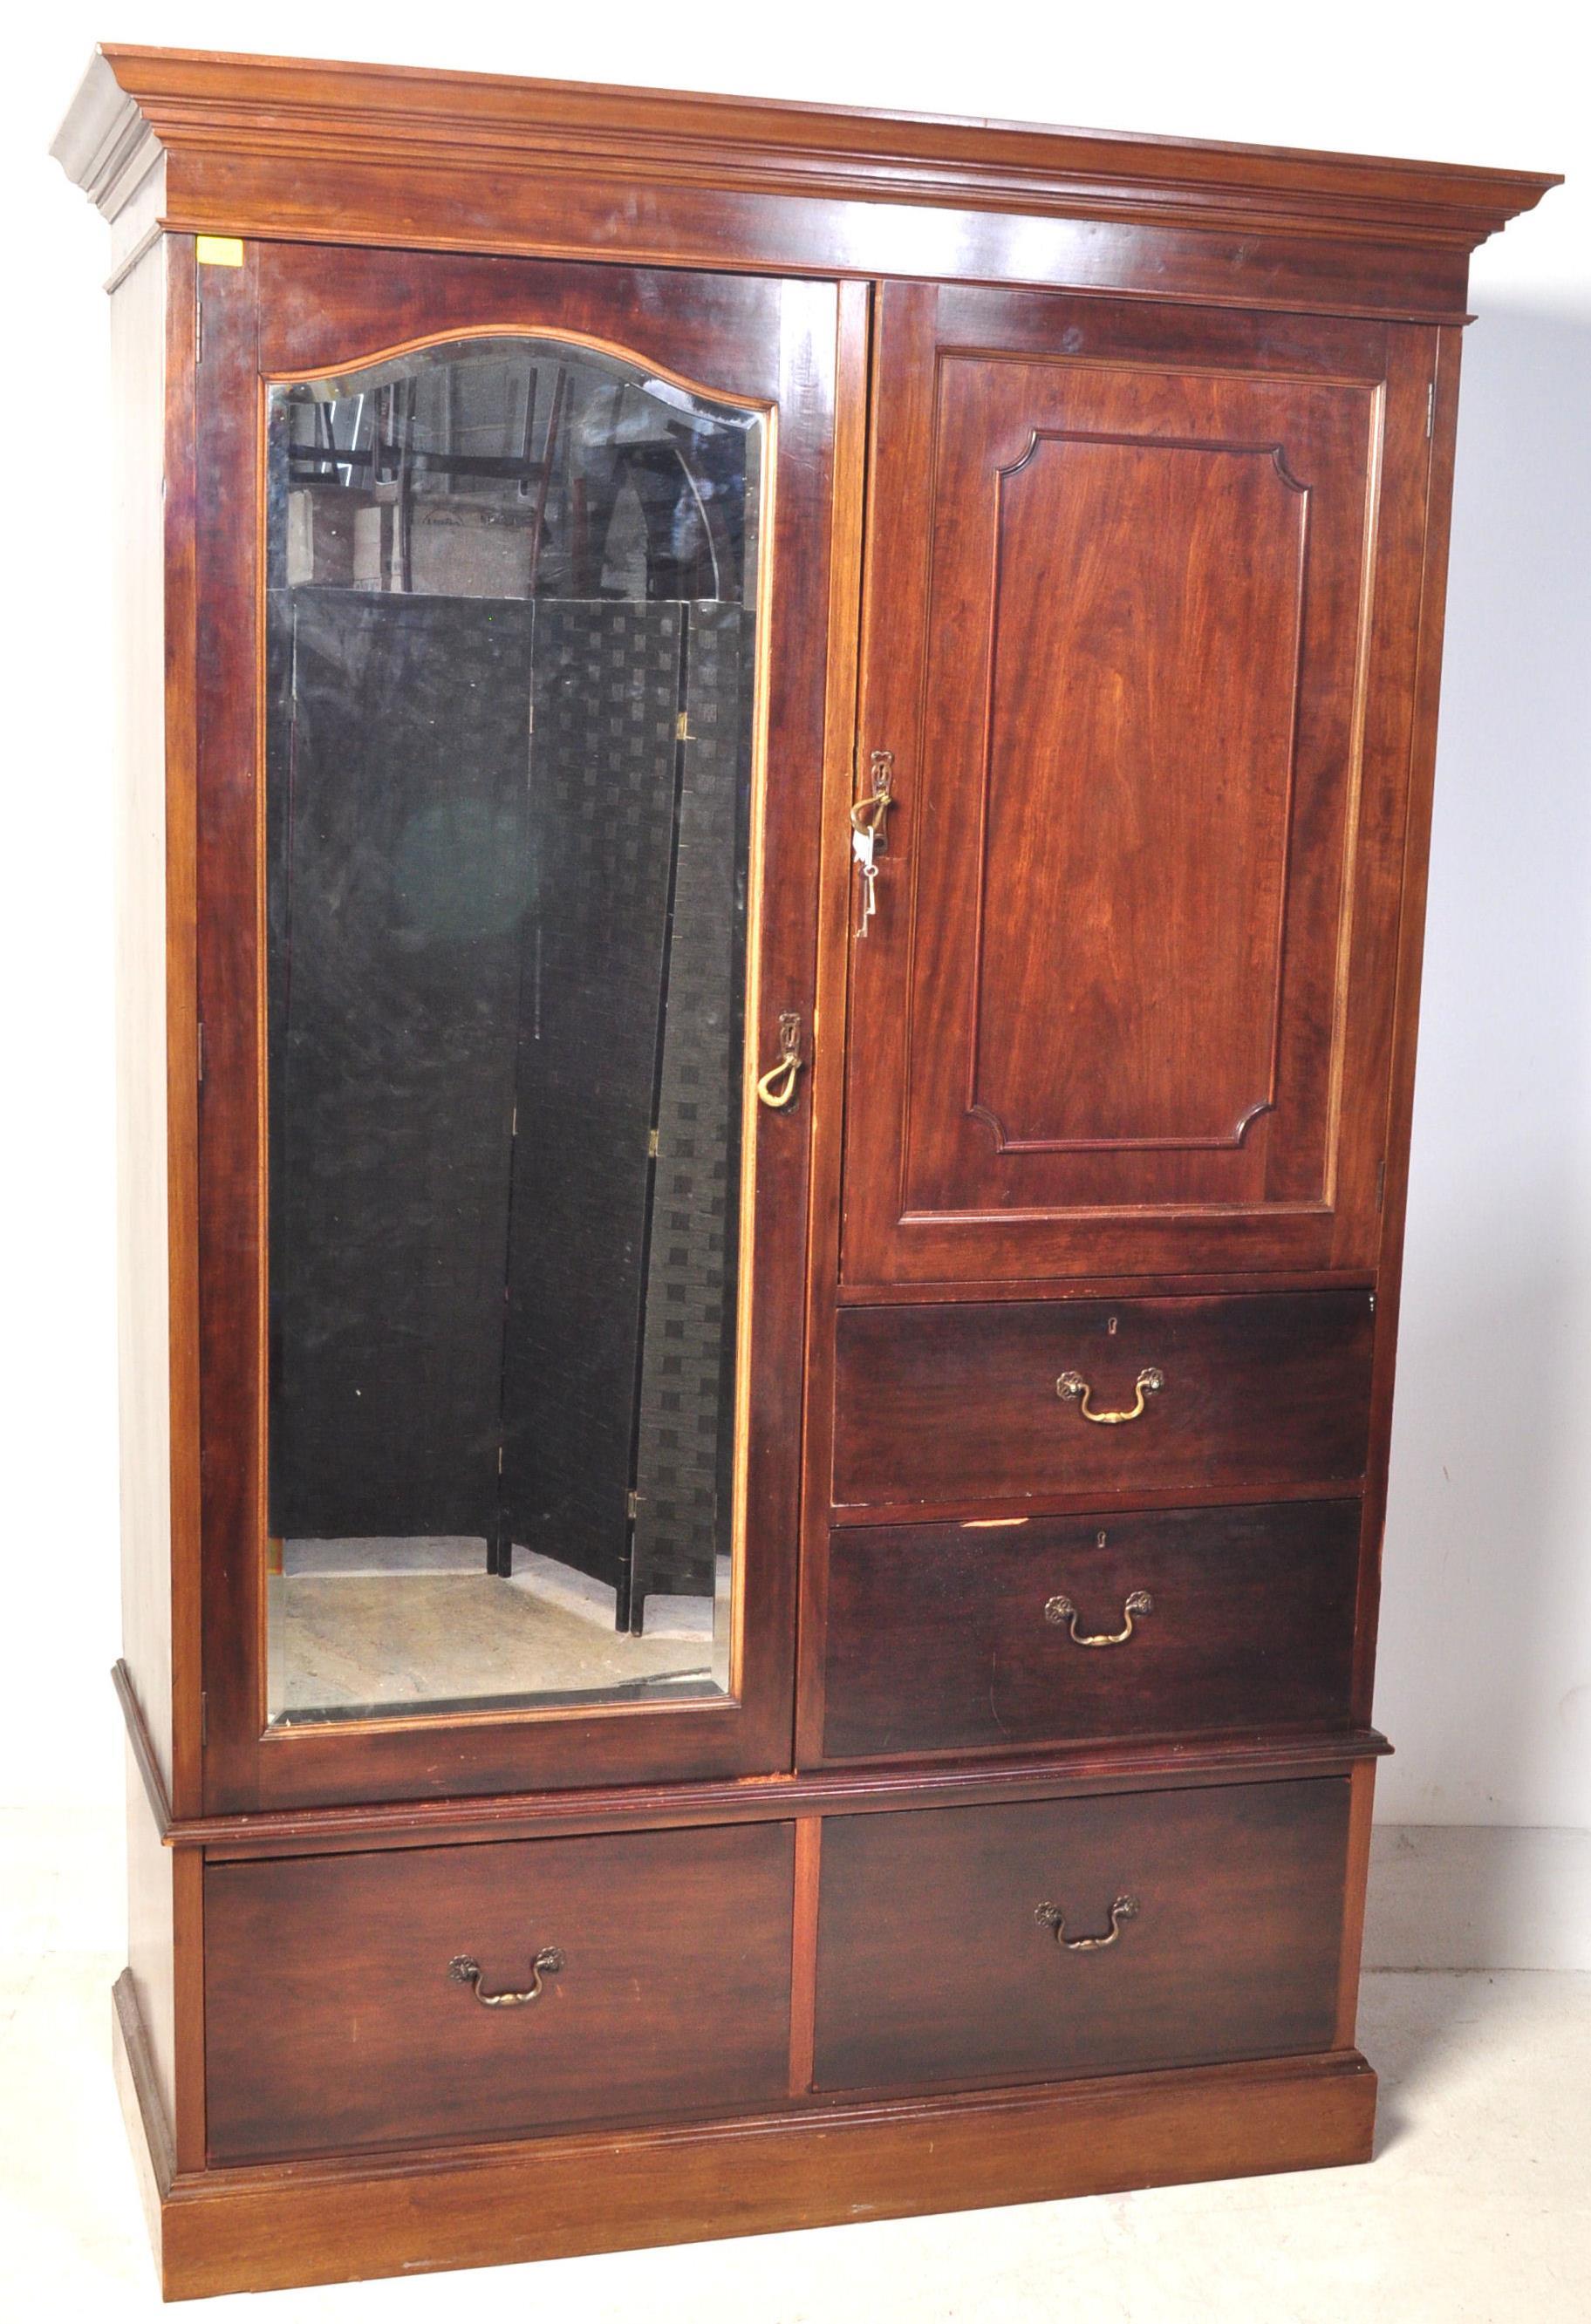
[112,235,174,1788]
[124,1745,177,2155]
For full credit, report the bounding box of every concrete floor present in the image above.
[3,1809,1588,2320]
[270,1572,722,1719]
[269,1540,727,1721]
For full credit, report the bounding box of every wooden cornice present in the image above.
[56,44,1558,253]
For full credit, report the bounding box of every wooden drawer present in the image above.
[205,1823,795,2162]
[832,1290,1374,1510]
[813,1779,1349,2093]
[820,1500,1361,1761]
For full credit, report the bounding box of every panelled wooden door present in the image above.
[843,283,1437,1285]
[192,242,841,1810]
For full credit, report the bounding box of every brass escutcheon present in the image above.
[850,749,895,840]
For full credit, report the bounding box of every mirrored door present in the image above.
[264,338,760,1725]
[194,244,841,1809]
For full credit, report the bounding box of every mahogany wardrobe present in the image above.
[53,43,1554,2300]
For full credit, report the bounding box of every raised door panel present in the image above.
[970,421,1303,1162]
[843,285,1434,1284]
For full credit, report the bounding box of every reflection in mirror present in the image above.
[263,338,762,1726]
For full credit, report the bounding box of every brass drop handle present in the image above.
[448,1946,564,2007]
[1045,1588,1153,1646]
[755,1011,805,1110]
[1056,1366,1164,1424]
[1035,1896,1139,1952]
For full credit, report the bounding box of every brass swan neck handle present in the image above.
[1034,1896,1140,1952]
[1056,1366,1164,1424]
[448,1946,564,2007]
[1044,1589,1153,1646]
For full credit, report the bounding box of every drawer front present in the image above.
[832,1290,1374,1510]
[813,1780,1349,2093]
[206,1823,794,2161]
[821,1501,1361,1761]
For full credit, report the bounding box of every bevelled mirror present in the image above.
[261,336,763,1726]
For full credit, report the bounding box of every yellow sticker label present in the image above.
[195,235,245,269]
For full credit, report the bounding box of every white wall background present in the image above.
[2,7,1586,1864]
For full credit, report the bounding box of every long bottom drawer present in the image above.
[205,1822,795,2161]
[812,1778,1349,2092]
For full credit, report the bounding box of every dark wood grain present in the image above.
[833,1290,1374,1510]
[968,418,1306,1155]
[57,47,1557,331]
[835,1268,1376,1306]
[842,283,1437,1285]
[205,1823,795,2160]
[819,1501,1360,1762]
[813,1779,1349,2092]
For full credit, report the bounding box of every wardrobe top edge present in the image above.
[53,43,1559,252]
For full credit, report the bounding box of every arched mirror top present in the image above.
[267,333,766,608]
